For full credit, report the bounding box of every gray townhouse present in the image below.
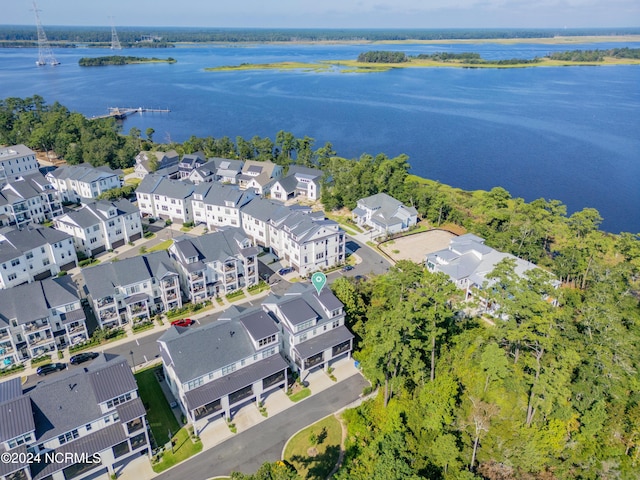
[0,144,39,182]
[0,172,63,228]
[82,251,182,329]
[187,157,244,185]
[0,226,77,290]
[135,174,195,224]
[178,152,206,179]
[0,275,88,368]
[0,354,150,480]
[158,306,288,426]
[271,165,323,202]
[191,182,256,230]
[263,284,353,378]
[168,227,259,302]
[134,150,179,179]
[352,192,418,237]
[53,199,142,258]
[46,164,122,203]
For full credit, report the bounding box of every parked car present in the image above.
[278,267,293,276]
[342,265,354,272]
[354,275,367,282]
[171,318,194,328]
[69,352,99,365]
[36,363,67,376]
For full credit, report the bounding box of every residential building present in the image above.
[263,284,353,377]
[0,172,63,228]
[188,157,244,185]
[178,152,206,179]
[134,150,179,178]
[0,275,88,366]
[53,199,142,257]
[46,164,122,203]
[237,160,283,195]
[82,251,182,328]
[135,174,195,224]
[0,144,39,182]
[191,182,256,230]
[0,354,150,480]
[240,197,292,249]
[169,227,259,302]
[158,306,288,425]
[352,192,418,237]
[426,233,559,311]
[0,226,77,289]
[271,166,323,201]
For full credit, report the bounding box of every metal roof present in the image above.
[238,309,280,343]
[87,358,138,404]
[115,396,146,423]
[294,325,353,360]
[0,396,35,442]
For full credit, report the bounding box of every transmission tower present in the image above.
[32,1,59,66]
[109,17,122,50]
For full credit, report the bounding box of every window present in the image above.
[187,377,203,390]
[11,259,20,267]
[93,225,100,231]
[258,334,277,347]
[8,273,17,281]
[58,429,79,445]
[222,363,236,375]
[333,319,340,328]
[315,252,324,260]
[262,346,276,358]
[43,258,50,266]
[26,252,33,259]
[85,423,92,432]
[106,392,132,409]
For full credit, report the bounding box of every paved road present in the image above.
[157,374,369,480]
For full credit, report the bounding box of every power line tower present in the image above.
[109,17,122,50]
[32,1,59,66]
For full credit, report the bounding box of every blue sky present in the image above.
[5,0,639,29]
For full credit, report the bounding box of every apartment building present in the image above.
[135,174,195,223]
[0,226,77,289]
[0,144,39,182]
[158,306,288,425]
[0,355,150,480]
[82,251,182,328]
[169,227,259,302]
[191,182,256,230]
[46,164,122,203]
[53,199,142,257]
[0,275,88,367]
[0,172,63,228]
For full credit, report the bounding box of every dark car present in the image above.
[278,267,293,276]
[69,352,99,365]
[354,275,367,282]
[36,363,67,376]
[171,318,194,328]
[342,265,354,272]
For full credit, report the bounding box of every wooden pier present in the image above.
[91,107,170,120]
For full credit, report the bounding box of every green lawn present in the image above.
[151,427,203,473]
[135,366,179,445]
[288,387,311,402]
[147,239,173,252]
[283,415,342,479]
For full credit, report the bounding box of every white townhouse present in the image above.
[135,174,195,224]
[178,152,206,179]
[0,275,88,367]
[271,165,323,202]
[0,226,77,289]
[134,149,179,178]
[169,227,259,302]
[263,284,353,378]
[46,164,122,203]
[352,192,418,237]
[237,160,283,195]
[0,355,150,480]
[158,306,288,425]
[0,172,63,228]
[426,233,560,313]
[191,182,256,230]
[240,198,292,249]
[53,199,142,257]
[82,251,182,328]
[0,144,39,182]
[188,157,244,185]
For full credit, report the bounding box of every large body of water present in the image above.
[0,41,638,232]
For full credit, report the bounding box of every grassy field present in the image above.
[147,239,173,252]
[283,415,342,480]
[135,366,179,445]
[152,427,203,473]
[206,61,332,72]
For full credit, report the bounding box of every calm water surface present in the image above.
[0,42,638,232]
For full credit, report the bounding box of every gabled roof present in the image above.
[356,192,418,227]
[0,144,35,162]
[266,284,344,329]
[171,227,253,266]
[273,175,299,194]
[240,198,291,223]
[241,160,280,179]
[47,163,119,183]
[0,396,34,442]
[0,226,71,263]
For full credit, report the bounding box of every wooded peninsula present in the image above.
[1,95,640,479]
[78,55,176,66]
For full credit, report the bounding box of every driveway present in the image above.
[157,374,369,479]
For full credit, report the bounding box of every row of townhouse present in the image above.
[0,275,88,367]
[82,251,182,329]
[0,173,63,228]
[0,355,150,480]
[46,163,122,203]
[169,227,259,302]
[158,283,353,426]
[53,199,143,258]
[0,226,77,289]
[136,174,195,224]
[0,144,39,182]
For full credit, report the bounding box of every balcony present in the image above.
[0,343,14,356]
[189,272,204,282]
[163,279,176,288]
[192,285,205,293]
[224,263,236,272]
[165,292,178,301]
[67,324,86,335]
[98,297,115,308]
[224,275,235,284]
[28,334,54,347]
[23,321,50,333]
[246,257,255,266]
[0,329,9,341]
[304,352,325,370]
[100,309,118,320]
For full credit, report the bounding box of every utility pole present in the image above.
[32,1,59,66]
[109,16,122,50]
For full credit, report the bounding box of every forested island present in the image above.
[1,95,640,479]
[210,47,640,72]
[78,55,176,66]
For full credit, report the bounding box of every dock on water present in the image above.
[91,107,170,120]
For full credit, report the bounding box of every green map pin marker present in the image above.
[311,272,327,295]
